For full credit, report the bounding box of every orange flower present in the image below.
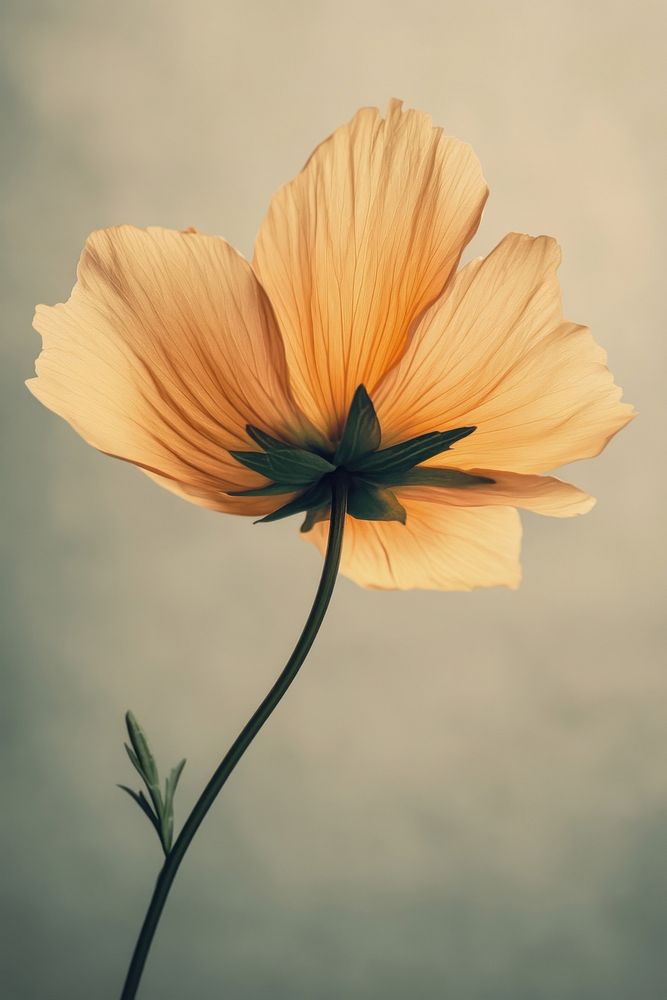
[28,100,633,590]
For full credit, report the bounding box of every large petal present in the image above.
[253,99,488,441]
[373,233,635,473]
[28,225,308,514]
[399,469,595,516]
[306,501,521,591]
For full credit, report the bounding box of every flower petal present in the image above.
[253,99,488,440]
[373,233,635,473]
[399,469,595,516]
[28,225,308,514]
[305,501,521,591]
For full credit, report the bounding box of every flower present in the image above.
[28,100,633,591]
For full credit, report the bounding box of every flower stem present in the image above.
[120,473,349,999]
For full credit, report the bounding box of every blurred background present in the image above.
[1,1,665,997]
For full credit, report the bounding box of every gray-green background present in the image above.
[2,1,665,997]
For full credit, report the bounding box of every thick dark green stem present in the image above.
[120,474,348,999]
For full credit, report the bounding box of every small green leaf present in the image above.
[255,479,332,524]
[334,385,382,466]
[371,467,495,488]
[347,482,407,523]
[125,711,158,787]
[124,743,143,779]
[121,712,187,857]
[300,505,331,533]
[348,427,476,477]
[124,713,165,847]
[162,758,187,853]
[164,759,186,819]
[118,785,161,836]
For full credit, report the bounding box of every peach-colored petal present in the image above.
[306,501,521,591]
[402,469,595,516]
[253,99,488,441]
[28,225,309,515]
[374,233,635,473]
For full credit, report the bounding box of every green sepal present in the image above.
[226,482,297,497]
[230,424,335,488]
[245,426,298,452]
[300,505,331,533]
[370,467,495,489]
[230,445,334,487]
[334,385,382,466]
[348,427,476,477]
[347,481,407,524]
[255,479,332,524]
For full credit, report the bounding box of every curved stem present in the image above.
[120,475,348,999]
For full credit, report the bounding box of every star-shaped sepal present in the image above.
[228,386,494,528]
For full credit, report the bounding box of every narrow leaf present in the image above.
[349,427,476,477]
[164,759,187,818]
[255,480,332,524]
[125,712,158,787]
[347,482,407,524]
[117,785,161,836]
[163,815,174,855]
[161,758,187,853]
[334,385,382,466]
[124,712,164,833]
[124,743,146,781]
[370,467,495,488]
